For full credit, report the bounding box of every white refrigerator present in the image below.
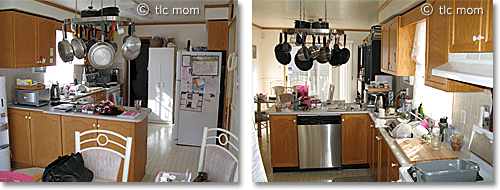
[148,48,175,123]
[174,51,225,146]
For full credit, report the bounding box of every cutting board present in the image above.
[395,138,458,163]
[88,87,103,92]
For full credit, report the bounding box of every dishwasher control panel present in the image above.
[297,115,341,125]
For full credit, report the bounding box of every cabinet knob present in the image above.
[293,120,296,123]
[392,163,397,167]
[370,125,374,128]
[25,116,28,119]
[342,119,345,122]
[93,124,96,127]
[376,136,381,141]
[28,116,31,119]
[97,124,101,128]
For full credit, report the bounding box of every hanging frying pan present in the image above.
[329,36,342,66]
[297,33,310,61]
[274,33,291,65]
[339,34,351,64]
[281,32,292,53]
[295,52,313,71]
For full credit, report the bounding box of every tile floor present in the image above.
[257,127,374,182]
[141,123,200,182]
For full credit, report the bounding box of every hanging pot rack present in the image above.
[63,16,133,27]
[281,28,344,36]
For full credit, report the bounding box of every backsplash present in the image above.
[0,68,44,103]
[451,90,492,141]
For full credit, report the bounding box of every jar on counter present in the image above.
[450,131,464,151]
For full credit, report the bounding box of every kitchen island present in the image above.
[264,105,471,182]
[7,104,151,182]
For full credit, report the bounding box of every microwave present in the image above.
[14,89,50,107]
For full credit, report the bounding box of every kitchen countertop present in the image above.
[59,87,107,101]
[8,104,151,123]
[265,105,471,166]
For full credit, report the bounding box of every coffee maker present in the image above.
[110,69,119,83]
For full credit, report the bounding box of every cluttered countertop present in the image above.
[265,103,368,116]
[8,103,151,123]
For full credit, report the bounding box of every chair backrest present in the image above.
[198,127,238,182]
[269,80,284,95]
[75,130,132,182]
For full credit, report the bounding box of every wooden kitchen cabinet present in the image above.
[8,108,63,168]
[425,0,485,92]
[371,127,381,182]
[61,116,97,155]
[0,11,58,68]
[7,109,32,168]
[341,114,369,165]
[207,20,228,50]
[29,111,62,167]
[380,16,416,76]
[450,0,492,53]
[388,148,401,182]
[380,135,389,182]
[269,115,298,168]
[61,116,147,182]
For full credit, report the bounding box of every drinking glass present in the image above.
[134,100,142,110]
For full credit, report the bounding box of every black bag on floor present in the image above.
[42,152,94,182]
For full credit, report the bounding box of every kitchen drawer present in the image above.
[388,149,400,180]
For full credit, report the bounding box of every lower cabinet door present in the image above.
[29,112,63,167]
[61,116,97,155]
[269,115,298,168]
[7,108,32,166]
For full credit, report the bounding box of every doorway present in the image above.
[128,39,150,107]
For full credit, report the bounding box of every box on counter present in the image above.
[16,79,32,86]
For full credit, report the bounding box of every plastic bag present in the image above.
[391,123,412,138]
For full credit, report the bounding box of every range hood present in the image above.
[432,52,493,88]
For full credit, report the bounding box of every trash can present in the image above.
[0,123,10,171]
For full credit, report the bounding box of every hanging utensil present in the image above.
[339,34,350,65]
[122,23,141,60]
[295,32,302,46]
[308,34,320,60]
[329,36,342,66]
[58,24,74,62]
[88,23,115,69]
[316,36,330,64]
[71,24,87,59]
[281,32,292,53]
[297,33,310,62]
[104,24,118,52]
[295,52,313,71]
[274,32,291,65]
[86,26,97,53]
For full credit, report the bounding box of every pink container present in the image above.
[0,171,34,182]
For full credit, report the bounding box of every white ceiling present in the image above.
[44,0,229,23]
[253,0,382,29]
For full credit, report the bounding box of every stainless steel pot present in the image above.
[297,33,310,61]
[122,23,141,60]
[308,35,320,60]
[88,24,116,69]
[71,24,87,59]
[316,36,330,63]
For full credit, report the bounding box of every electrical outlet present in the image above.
[461,110,466,124]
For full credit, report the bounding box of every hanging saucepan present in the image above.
[281,32,292,53]
[339,34,350,64]
[71,24,87,59]
[297,33,310,61]
[295,51,313,71]
[81,5,100,18]
[308,35,320,60]
[274,33,291,65]
[329,36,343,66]
[58,24,74,62]
[294,20,311,29]
[88,23,115,69]
[312,18,329,29]
[100,7,120,16]
[316,36,330,64]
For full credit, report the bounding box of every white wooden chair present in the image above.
[198,127,238,182]
[75,130,133,182]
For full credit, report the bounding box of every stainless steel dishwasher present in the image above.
[297,115,342,169]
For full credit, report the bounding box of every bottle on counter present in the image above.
[438,117,448,142]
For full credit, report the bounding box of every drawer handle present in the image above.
[473,35,484,41]
[391,163,396,167]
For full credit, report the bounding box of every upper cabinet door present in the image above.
[388,17,398,73]
[481,0,493,52]
[450,0,483,52]
[37,18,57,66]
[13,12,38,67]
[381,24,390,71]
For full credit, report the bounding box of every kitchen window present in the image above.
[286,43,353,102]
[44,30,83,85]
